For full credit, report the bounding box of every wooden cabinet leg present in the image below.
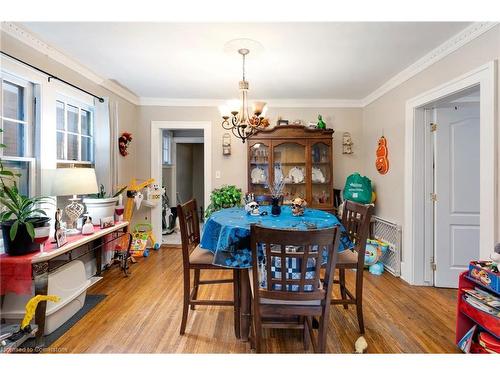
[33,261,49,347]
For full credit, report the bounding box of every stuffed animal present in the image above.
[291,197,307,216]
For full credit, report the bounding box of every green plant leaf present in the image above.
[9,220,19,241]
[25,221,35,241]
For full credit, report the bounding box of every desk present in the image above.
[0,221,131,346]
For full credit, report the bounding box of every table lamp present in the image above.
[43,168,99,235]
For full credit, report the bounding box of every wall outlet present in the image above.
[215,170,221,179]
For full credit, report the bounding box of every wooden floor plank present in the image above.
[49,246,459,353]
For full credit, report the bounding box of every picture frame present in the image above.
[55,227,68,248]
[100,216,115,229]
[277,119,289,126]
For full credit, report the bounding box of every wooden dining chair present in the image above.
[331,200,374,334]
[249,225,341,353]
[177,198,240,337]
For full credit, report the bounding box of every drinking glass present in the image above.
[34,225,51,253]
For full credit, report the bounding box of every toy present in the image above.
[291,197,307,216]
[130,222,160,257]
[245,201,260,216]
[365,239,389,275]
[316,114,326,129]
[375,135,389,174]
[354,336,368,354]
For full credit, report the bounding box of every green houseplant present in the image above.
[0,129,52,255]
[205,185,242,218]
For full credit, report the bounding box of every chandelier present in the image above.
[219,48,267,143]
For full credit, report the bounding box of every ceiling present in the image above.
[20,22,471,101]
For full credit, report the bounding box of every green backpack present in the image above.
[343,173,372,204]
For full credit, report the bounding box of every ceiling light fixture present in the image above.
[219,48,267,143]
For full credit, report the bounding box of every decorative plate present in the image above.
[288,167,304,184]
[251,167,266,184]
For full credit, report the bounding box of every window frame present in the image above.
[56,95,95,165]
[162,131,172,165]
[0,72,36,195]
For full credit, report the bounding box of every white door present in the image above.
[434,104,480,288]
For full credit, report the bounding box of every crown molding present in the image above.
[360,22,498,107]
[0,22,140,105]
[2,21,496,109]
[139,97,363,108]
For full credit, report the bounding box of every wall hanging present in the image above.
[375,135,389,175]
[119,132,133,157]
[222,133,231,155]
[342,132,354,154]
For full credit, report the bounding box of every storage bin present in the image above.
[0,260,90,335]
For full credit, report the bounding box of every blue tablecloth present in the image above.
[200,205,352,269]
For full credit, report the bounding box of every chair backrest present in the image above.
[177,198,200,265]
[250,225,340,304]
[253,195,283,206]
[341,200,374,267]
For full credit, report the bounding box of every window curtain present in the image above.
[94,98,119,194]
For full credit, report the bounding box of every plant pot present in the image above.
[82,197,119,225]
[1,217,51,256]
[271,197,282,216]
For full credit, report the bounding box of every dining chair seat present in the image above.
[189,245,215,264]
[337,249,358,266]
[248,270,322,306]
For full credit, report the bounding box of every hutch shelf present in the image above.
[247,125,334,211]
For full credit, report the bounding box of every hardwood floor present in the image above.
[49,246,460,353]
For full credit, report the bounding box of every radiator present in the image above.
[370,216,402,276]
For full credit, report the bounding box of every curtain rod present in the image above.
[1,51,105,103]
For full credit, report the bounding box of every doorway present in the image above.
[150,121,212,245]
[423,87,480,287]
[403,62,496,287]
[161,130,204,245]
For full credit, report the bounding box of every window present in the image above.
[162,131,172,165]
[56,98,94,164]
[0,74,35,196]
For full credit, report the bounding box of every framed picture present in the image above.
[277,119,289,126]
[100,216,115,229]
[55,228,68,248]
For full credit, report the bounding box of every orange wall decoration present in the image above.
[375,136,389,175]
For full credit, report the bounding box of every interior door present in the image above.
[434,104,480,288]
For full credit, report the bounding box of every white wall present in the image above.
[361,24,500,239]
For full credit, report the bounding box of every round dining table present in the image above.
[199,205,352,341]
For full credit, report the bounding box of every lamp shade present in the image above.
[42,168,99,196]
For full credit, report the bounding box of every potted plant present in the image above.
[83,184,127,225]
[205,185,242,218]
[0,129,52,255]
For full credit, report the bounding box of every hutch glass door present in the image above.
[310,141,332,206]
[273,141,306,205]
[249,142,270,195]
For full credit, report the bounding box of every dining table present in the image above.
[199,205,352,340]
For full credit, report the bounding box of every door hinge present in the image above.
[430,123,437,132]
[430,193,437,202]
[431,259,437,271]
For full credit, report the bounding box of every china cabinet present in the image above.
[247,125,334,211]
